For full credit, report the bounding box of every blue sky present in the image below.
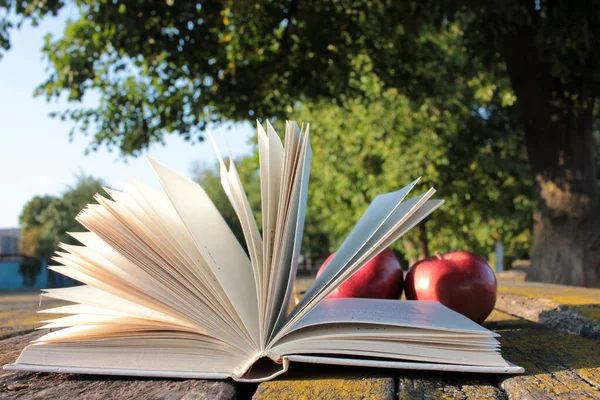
[0,12,254,228]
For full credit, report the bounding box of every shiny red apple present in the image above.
[317,248,403,299]
[404,251,497,324]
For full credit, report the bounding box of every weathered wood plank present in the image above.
[397,371,503,399]
[392,311,510,399]
[0,331,240,400]
[496,284,600,341]
[253,363,395,400]
[499,328,600,399]
[394,326,600,400]
[0,294,61,339]
[497,280,600,306]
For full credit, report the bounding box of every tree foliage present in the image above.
[19,195,56,229]
[2,1,598,153]
[3,0,600,283]
[291,67,532,266]
[19,195,57,257]
[19,174,105,259]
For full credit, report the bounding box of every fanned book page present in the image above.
[4,120,524,382]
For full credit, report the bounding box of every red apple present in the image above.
[317,248,403,299]
[404,251,497,324]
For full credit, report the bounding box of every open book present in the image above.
[5,121,523,382]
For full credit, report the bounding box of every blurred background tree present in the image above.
[2,0,599,285]
[291,67,532,268]
[19,174,105,259]
[19,195,57,257]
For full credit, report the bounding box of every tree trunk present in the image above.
[402,223,429,268]
[402,239,419,267]
[502,33,600,287]
[417,221,429,259]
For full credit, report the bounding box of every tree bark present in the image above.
[502,32,600,287]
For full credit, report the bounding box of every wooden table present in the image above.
[1,281,600,399]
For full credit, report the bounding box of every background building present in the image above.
[0,228,73,290]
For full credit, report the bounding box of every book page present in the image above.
[257,122,270,266]
[47,260,244,346]
[266,120,284,275]
[58,235,210,329]
[124,178,208,270]
[216,152,266,344]
[39,303,142,318]
[270,298,507,366]
[102,189,236,315]
[269,299,509,371]
[93,194,224,308]
[269,122,302,274]
[271,323,500,348]
[283,355,523,375]
[272,339,507,367]
[295,182,420,306]
[318,198,445,306]
[123,179,233,304]
[72,195,255,348]
[277,186,433,338]
[262,122,303,338]
[13,329,248,376]
[209,136,264,308]
[282,298,493,335]
[148,159,260,345]
[223,161,264,294]
[43,265,245,348]
[42,285,178,323]
[106,182,257,346]
[256,121,285,319]
[268,128,312,339]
